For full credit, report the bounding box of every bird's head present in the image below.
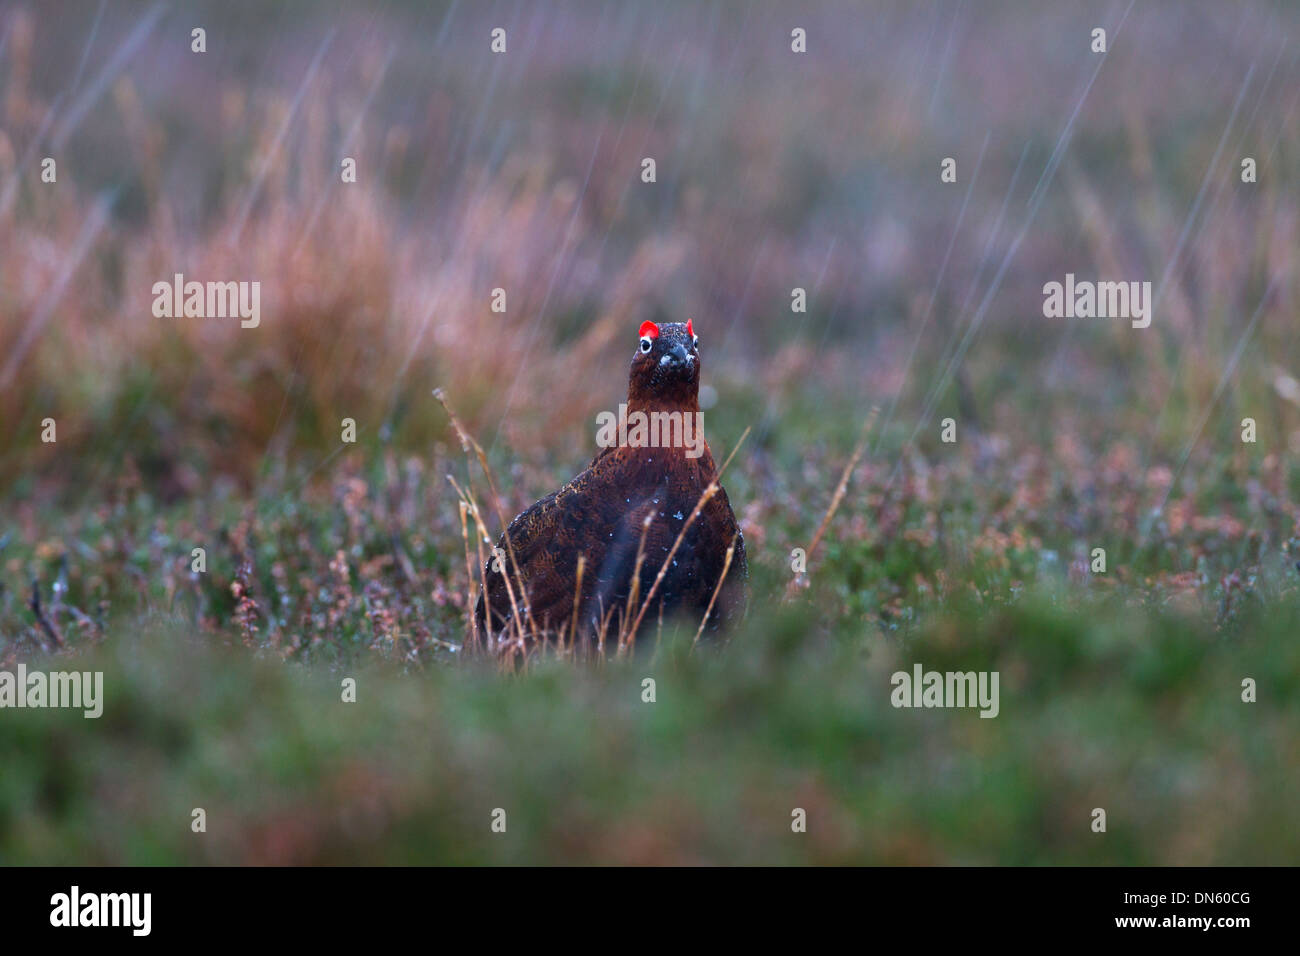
[628,319,700,408]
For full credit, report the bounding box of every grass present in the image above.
[3,420,1297,863]
[3,584,1297,864]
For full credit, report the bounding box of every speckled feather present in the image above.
[475,321,747,641]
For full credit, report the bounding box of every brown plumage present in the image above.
[475,319,747,644]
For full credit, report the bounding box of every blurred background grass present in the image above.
[1,0,1298,863]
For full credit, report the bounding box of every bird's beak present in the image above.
[661,343,692,367]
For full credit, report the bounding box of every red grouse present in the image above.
[476,319,746,644]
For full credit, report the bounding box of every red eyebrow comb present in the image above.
[686,318,694,337]
[639,320,660,339]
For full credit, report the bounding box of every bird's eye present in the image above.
[692,334,699,349]
[639,337,653,353]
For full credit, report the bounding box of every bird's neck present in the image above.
[626,387,699,416]
[615,390,710,471]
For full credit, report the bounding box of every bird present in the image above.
[475,318,747,647]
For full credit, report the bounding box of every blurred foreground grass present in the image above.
[3,584,1297,865]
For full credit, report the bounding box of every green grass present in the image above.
[3,583,1296,865]
[2,420,1298,864]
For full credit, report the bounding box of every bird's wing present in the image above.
[697,481,748,626]
[475,451,630,635]
[589,480,669,632]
